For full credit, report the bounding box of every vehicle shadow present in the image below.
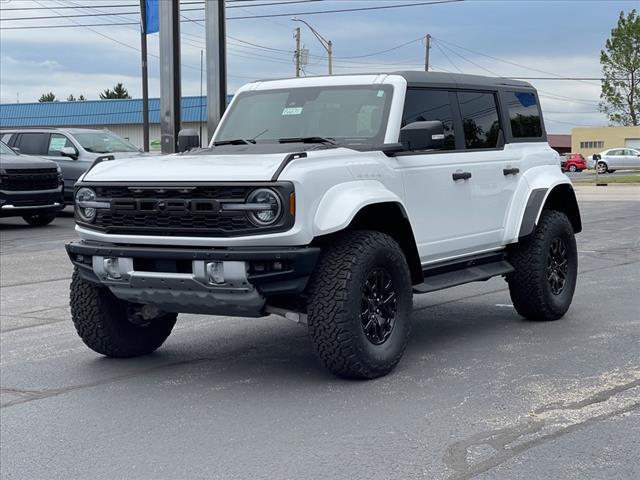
[80,298,527,388]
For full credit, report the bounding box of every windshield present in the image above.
[73,131,139,153]
[214,85,393,147]
[0,141,17,155]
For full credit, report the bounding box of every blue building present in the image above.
[0,96,231,149]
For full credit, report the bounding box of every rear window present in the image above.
[458,92,501,149]
[16,132,49,155]
[506,91,543,138]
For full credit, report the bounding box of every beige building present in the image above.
[572,126,640,158]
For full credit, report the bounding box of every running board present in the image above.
[413,258,514,294]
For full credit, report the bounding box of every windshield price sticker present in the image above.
[282,107,304,116]
[377,90,385,97]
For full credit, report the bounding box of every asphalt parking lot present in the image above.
[1,186,639,480]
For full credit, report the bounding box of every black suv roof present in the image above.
[393,71,535,91]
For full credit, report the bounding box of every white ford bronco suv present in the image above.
[66,72,581,379]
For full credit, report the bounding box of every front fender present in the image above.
[313,180,405,236]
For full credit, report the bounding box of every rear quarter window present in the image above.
[505,91,543,138]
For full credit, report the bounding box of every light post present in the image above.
[291,17,332,75]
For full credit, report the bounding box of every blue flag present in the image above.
[144,0,159,34]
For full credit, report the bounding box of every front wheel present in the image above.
[307,231,413,379]
[70,268,177,357]
[596,162,608,174]
[507,210,577,321]
[22,213,57,226]
[568,164,577,173]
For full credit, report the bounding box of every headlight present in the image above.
[75,187,97,222]
[246,188,282,226]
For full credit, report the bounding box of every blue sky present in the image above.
[0,0,636,133]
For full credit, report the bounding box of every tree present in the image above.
[67,94,76,102]
[38,92,57,102]
[78,94,86,101]
[600,9,640,126]
[99,82,131,100]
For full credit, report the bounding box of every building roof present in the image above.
[547,134,572,149]
[0,96,232,128]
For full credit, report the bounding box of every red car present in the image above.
[561,153,587,172]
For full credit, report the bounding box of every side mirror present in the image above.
[12,147,21,154]
[178,128,200,153]
[60,146,78,160]
[399,120,445,151]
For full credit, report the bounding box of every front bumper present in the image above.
[0,188,65,217]
[66,241,320,317]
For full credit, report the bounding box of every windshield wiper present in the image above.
[213,138,256,146]
[277,136,337,145]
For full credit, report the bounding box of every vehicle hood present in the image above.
[0,154,59,170]
[82,149,343,182]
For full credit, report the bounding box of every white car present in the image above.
[593,147,640,173]
[65,72,582,379]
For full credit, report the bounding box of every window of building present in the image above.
[580,140,604,149]
[505,91,542,138]
[401,89,456,150]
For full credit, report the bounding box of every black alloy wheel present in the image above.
[546,238,568,295]
[361,268,398,345]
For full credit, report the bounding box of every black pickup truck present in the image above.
[0,141,64,226]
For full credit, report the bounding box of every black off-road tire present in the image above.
[507,210,578,321]
[307,230,413,379]
[22,213,57,226]
[70,268,177,357]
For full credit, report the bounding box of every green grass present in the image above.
[573,174,640,185]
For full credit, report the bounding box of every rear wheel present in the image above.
[507,210,577,321]
[307,230,413,379]
[22,212,56,226]
[70,268,177,357]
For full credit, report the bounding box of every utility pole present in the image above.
[205,0,227,145]
[291,18,332,75]
[424,34,431,72]
[139,0,150,152]
[294,27,301,77]
[159,0,181,154]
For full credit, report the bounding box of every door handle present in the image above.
[452,171,472,181]
[503,167,520,176]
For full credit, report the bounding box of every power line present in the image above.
[0,0,463,29]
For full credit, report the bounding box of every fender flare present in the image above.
[313,180,406,236]
[518,182,581,239]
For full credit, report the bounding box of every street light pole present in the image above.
[291,17,332,75]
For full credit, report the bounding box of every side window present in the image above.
[16,133,49,155]
[458,91,501,149]
[1,133,13,144]
[505,91,542,138]
[47,133,74,156]
[401,89,456,150]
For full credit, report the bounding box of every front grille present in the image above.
[84,183,294,237]
[1,169,59,191]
